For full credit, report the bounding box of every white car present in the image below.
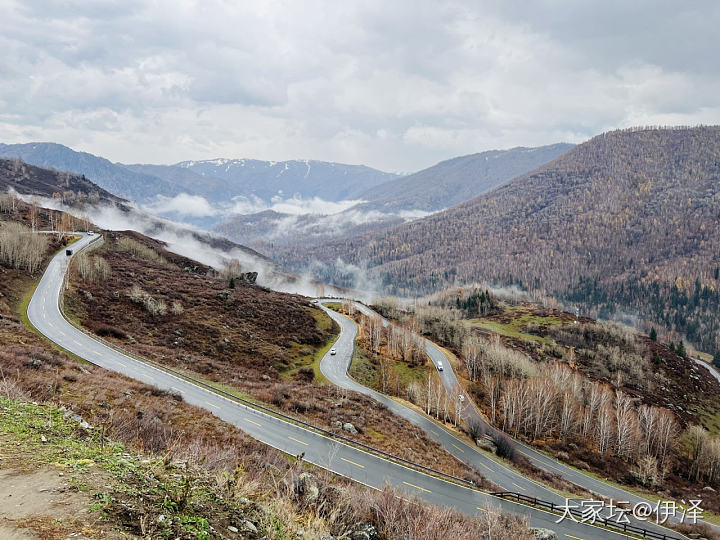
[437,361,444,371]
[330,348,337,355]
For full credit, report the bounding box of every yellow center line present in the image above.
[402,481,431,493]
[565,535,583,540]
[451,443,464,453]
[47,321,54,328]
[341,457,365,468]
[512,482,526,491]
[171,386,183,393]
[288,436,309,446]
[73,340,82,347]
[478,462,494,472]
[116,361,127,367]
[431,430,440,436]
[205,401,219,409]
[244,418,262,427]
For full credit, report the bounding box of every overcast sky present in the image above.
[1,0,719,172]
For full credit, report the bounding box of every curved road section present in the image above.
[355,302,700,534]
[25,234,665,540]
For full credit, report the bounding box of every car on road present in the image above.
[437,361,443,371]
[330,348,337,355]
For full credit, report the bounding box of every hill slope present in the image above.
[355,143,574,213]
[294,127,720,353]
[0,142,179,202]
[0,157,123,204]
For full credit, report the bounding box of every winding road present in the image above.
[345,302,694,537]
[24,233,682,540]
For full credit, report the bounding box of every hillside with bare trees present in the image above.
[291,127,720,355]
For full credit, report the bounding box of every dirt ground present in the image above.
[0,467,116,540]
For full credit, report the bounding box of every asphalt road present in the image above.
[24,233,674,540]
[347,302,691,537]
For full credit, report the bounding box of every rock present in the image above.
[348,523,378,540]
[296,472,320,503]
[227,525,238,533]
[40,435,47,443]
[333,420,343,429]
[238,497,250,505]
[261,374,271,381]
[244,520,258,533]
[533,528,558,540]
[296,529,304,537]
[343,422,358,434]
[157,514,165,523]
[703,486,716,492]
[476,438,496,452]
[556,451,570,461]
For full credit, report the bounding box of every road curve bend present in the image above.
[23,234,671,540]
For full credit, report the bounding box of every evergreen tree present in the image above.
[229,277,235,289]
[677,340,687,358]
[649,327,657,341]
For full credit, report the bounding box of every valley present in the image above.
[4,126,720,539]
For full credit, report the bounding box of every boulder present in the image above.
[296,472,319,503]
[476,438,496,452]
[348,523,378,540]
[343,422,358,434]
[533,528,558,540]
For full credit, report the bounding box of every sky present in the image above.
[1,0,720,173]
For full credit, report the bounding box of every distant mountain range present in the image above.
[0,142,398,205]
[288,126,720,355]
[212,144,574,251]
[0,143,180,203]
[0,141,575,246]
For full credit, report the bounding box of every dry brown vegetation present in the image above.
[0,207,533,539]
[62,231,484,480]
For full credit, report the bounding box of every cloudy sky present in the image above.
[1,0,719,172]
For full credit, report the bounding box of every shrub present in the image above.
[491,431,516,461]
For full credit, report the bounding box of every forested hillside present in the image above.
[354,143,573,213]
[292,127,720,354]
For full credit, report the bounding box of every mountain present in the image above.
[354,143,574,213]
[213,209,404,251]
[289,127,720,354]
[122,162,234,202]
[0,157,123,204]
[167,157,399,201]
[213,144,573,253]
[0,142,179,202]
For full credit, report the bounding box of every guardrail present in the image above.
[52,254,480,493]
[491,492,686,540]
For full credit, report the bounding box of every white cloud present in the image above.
[1,1,720,172]
[142,191,369,220]
[145,193,219,217]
